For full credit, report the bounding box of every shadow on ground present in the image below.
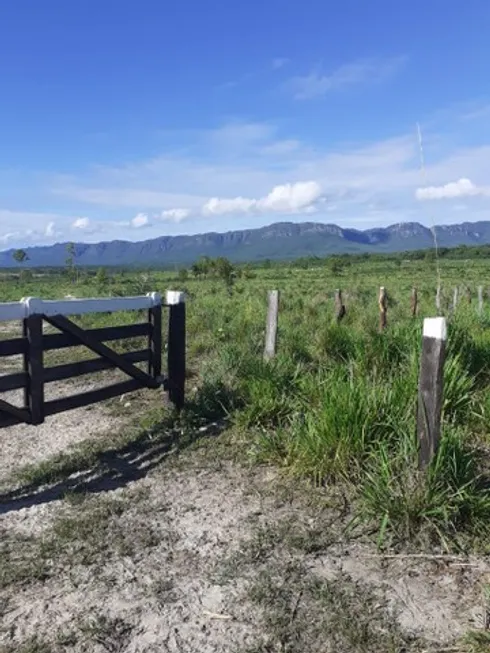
[0,417,228,515]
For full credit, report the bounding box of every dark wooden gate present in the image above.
[0,291,185,427]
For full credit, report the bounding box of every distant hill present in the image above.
[2,220,490,268]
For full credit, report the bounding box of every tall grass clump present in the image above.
[359,428,490,551]
[235,308,490,549]
[257,364,417,484]
[233,355,307,429]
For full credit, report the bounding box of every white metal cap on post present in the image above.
[422,316,447,341]
[146,292,162,307]
[23,297,44,316]
[166,291,186,305]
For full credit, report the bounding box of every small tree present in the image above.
[424,249,436,263]
[191,262,203,279]
[328,257,343,276]
[205,256,216,277]
[20,269,33,283]
[95,266,108,290]
[191,256,212,279]
[65,242,79,282]
[242,263,256,280]
[178,268,189,283]
[214,257,235,293]
[12,249,29,265]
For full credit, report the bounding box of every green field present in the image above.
[2,254,490,554]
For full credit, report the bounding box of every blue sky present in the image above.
[1,0,490,248]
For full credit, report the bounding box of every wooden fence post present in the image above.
[435,285,442,313]
[410,287,418,317]
[334,289,346,323]
[378,287,387,332]
[466,286,472,304]
[23,312,44,425]
[417,317,446,470]
[478,286,484,316]
[264,290,279,361]
[452,287,458,314]
[166,291,186,410]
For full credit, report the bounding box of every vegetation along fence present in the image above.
[264,288,449,470]
[0,290,186,428]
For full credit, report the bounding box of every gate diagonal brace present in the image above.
[0,398,31,424]
[45,314,160,389]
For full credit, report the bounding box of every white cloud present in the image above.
[202,196,256,216]
[72,217,91,230]
[0,210,84,249]
[260,139,301,157]
[259,181,322,211]
[202,181,323,216]
[159,208,190,222]
[1,226,58,249]
[0,231,23,245]
[416,177,490,200]
[49,124,421,213]
[219,59,290,91]
[131,212,149,228]
[272,57,289,70]
[461,104,490,121]
[205,121,276,155]
[0,209,67,224]
[45,221,56,237]
[54,184,209,210]
[288,56,406,100]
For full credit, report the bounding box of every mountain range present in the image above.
[2,220,490,268]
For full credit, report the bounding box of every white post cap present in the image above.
[146,292,162,306]
[23,297,43,316]
[166,290,186,305]
[423,317,447,341]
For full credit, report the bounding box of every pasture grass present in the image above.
[3,257,490,552]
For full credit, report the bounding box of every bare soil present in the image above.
[0,379,488,652]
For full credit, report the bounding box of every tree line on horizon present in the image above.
[9,242,490,278]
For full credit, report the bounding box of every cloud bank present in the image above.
[202,181,323,216]
[2,99,490,249]
[288,56,406,100]
[416,178,490,200]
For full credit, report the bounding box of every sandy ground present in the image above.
[0,378,489,652]
[0,383,126,481]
